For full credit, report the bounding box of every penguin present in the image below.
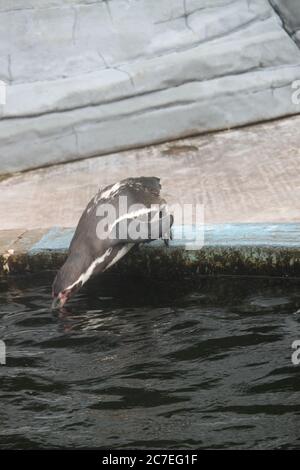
[52,177,173,308]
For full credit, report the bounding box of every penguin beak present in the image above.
[51,296,61,310]
[51,293,68,310]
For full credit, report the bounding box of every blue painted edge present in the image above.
[29,223,300,253]
[29,227,74,253]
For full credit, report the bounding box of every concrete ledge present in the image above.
[1,224,300,278]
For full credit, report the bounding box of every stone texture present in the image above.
[270,0,300,45]
[0,229,25,252]
[0,115,300,231]
[0,0,300,172]
[10,229,48,254]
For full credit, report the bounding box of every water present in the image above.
[0,273,300,449]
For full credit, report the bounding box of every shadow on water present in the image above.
[0,272,300,449]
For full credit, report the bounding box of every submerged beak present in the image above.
[51,296,61,310]
[51,293,68,310]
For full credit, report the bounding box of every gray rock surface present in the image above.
[0,0,300,173]
[270,0,300,44]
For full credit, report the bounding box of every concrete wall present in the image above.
[0,0,300,173]
[271,0,300,44]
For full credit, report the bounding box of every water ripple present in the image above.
[0,274,300,449]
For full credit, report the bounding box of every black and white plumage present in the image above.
[52,177,173,308]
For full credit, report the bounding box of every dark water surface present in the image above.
[0,273,300,449]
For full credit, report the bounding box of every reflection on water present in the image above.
[0,273,300,449]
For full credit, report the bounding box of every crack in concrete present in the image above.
[0,1,107,14]
[155,0,244,28]
[115,67,135,88]
[103,0,113,23]
[97,50,135,87]
[8,3,273,88]
[108,8,272,77]
[97,49,110,68]
[7,54,13,84]
[183,0,194,34]
[72,7,79,45]
[151,12,272,62]
[2,67,299,123]
[151,6,273,62]
[246,0,252,13]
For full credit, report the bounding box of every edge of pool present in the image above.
[1,224,300,277]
